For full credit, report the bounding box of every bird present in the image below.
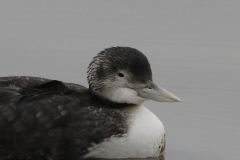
[0,47,181,160]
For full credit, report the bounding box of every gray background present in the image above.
[0,1,239,160]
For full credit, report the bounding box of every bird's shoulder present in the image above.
[0,76,127,131]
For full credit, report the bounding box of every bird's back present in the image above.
[0,76,128,159]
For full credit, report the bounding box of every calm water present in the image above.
[0,1,240,160]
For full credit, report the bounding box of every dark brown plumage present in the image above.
[0,76,129,160]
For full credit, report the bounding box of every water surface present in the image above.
[0,1,239,160]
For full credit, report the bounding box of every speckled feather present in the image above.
[0,76,129,160]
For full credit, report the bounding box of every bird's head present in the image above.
[87,47,181,105]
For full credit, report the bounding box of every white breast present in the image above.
[84,105,166,159]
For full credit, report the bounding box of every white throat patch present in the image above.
[95,88,146,104]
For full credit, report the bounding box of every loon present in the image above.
[0,47,181,160]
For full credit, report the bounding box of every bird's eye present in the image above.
[118,73,124,77]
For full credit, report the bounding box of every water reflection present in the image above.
[87,155,165,160]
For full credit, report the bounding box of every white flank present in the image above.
[84,105,165,159]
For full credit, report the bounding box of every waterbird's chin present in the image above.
[94,88,147,105]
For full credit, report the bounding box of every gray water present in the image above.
[0,1,239,160]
